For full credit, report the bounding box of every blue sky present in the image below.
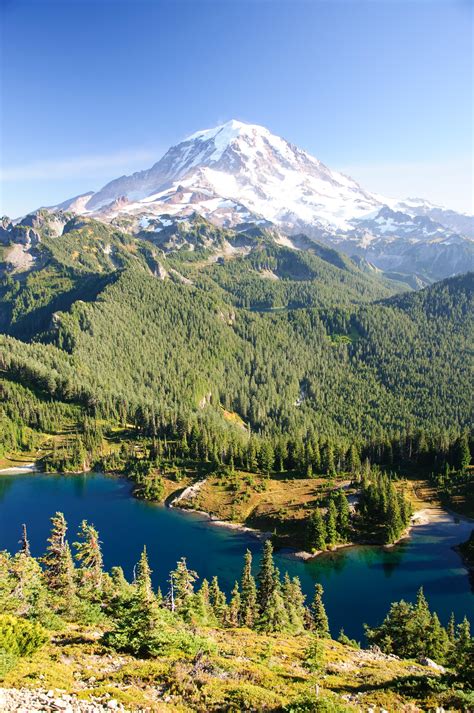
[1,0,472,216]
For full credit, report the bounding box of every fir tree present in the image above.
[447,612,456,644]
[282,573,306,632]
[209,575,227,623]
[42,512,76,601]
[258,586,290,633]
[240,550,258,627]
[169,557,198,612]
[74,520,104,592]
[227,581,241,627]
[135,546,153,603]
[325,499,338,546]
[257,540,276,614]
[453,433,470,472]
[307,509,326,552]
[311,584,330,638]
[199,578,211,607]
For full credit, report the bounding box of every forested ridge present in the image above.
[0,214,472,471]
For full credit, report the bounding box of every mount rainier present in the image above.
[6,120,474,281]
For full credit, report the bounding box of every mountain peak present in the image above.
[186,119,265,143]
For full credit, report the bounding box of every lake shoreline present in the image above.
[3,466,472,567]
[166,485,473,561]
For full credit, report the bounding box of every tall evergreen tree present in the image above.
[311,583,330,638]
[42,512,76,601]
[169,557,198,612]
[325,499,338,546]
[257,540,277,614]
[74,520,104,592]
[240,550,258,628]
[307,509,327,551]
[258,586,290,633]
[209,575,227,623]
[282,573,306,632]
[227,581,241,627]
[135,546,153,603]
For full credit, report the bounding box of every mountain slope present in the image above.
[0,214,471,442]
[39,119,472,282]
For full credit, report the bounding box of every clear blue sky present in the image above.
[1,0,472,216]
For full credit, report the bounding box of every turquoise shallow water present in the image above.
[0,472,472,639]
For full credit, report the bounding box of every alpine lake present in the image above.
[0,472,472,640]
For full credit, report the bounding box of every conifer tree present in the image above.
[258,586,290,633]
[209,575,227,623]
[453,433,470,472]
[307,509,326,552]
[311,583,330,638]
[42,512,76,601]
[455,616,471,654]
[447,612,456,644]
[282,573,306,632]
[169,557,198,611]
[74,520,104,592]
[227,581,241,627]
[325,499,338,546]
[240,550,258,627]
[199,578,210,607]
[135,546,153,603]
[257,540,277,614]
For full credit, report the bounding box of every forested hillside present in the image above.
[0,213,472,467]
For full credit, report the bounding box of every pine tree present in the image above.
[169,557,198,612]
[447,612,456,644]
[425,612,450,662]
[322,442,336,477]
[199,578,211,607]
[282,573,306,632]
[74,520,104,592]
[135,546,153,603]
[384,486,403,543]
[240,550,258,628]
[325,499,338,546]
[257,540,276,614]
[258,586,290,633]
[304,634,325,672]
[311,583,330,638]
[209,575,227,623]
[227,581,241,627]
[42,512,76,601]
[453,433,470,472]
[348,444,361,474]
[307,509,326,552]
[455,616,471,654]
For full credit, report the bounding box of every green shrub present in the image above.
[0,614,47,658]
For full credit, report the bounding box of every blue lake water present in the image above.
[0,472,472,639]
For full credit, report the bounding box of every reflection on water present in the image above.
[0,476,14,502]
[0,472,472,639]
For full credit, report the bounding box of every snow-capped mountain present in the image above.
[28,120,474,280]
[70,120,383,233]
